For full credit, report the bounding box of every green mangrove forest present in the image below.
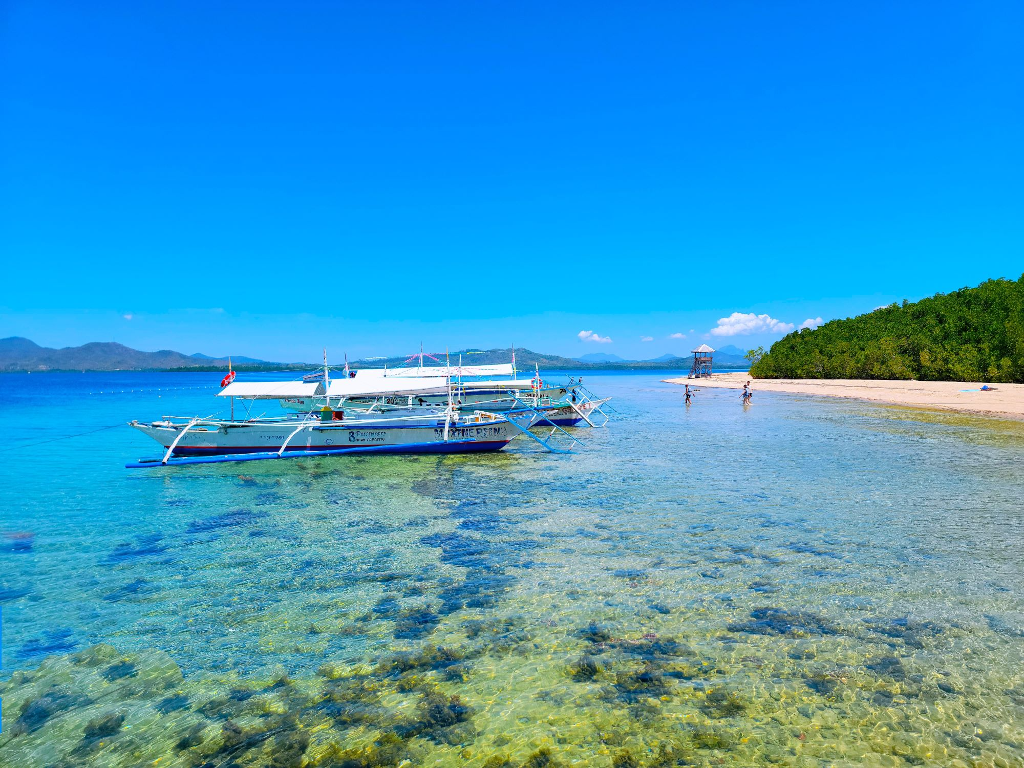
[751,275,1024,382]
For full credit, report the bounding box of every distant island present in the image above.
[751,275,1024,382]
[0,337,750,373]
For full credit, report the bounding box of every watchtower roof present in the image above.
[691,344,715,354]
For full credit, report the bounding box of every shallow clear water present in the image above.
[1,372,1023,767]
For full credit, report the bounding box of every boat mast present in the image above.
[323,348,330,406]
[445,347,454,436]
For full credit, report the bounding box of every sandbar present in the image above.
[664,372,1024,420]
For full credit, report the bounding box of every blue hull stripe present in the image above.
[126,439,510,468]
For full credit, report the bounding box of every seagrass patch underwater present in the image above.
[1,372,1023,767]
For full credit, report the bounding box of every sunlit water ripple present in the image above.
[1,372,1022,767]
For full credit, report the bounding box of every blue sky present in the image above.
[2,1,1021,362]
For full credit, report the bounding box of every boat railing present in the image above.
[577,383,618,414]
[153,409,507,428]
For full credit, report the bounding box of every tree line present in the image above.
[750,275,1024,382]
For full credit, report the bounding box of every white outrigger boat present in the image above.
[279,378,601,424]
[128,410,537,467]
[126,372,587,468]
[279,351,610,428]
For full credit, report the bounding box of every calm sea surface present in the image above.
[1,371,1022,767]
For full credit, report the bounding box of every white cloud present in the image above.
[578,330,612,344]
[668,332,686,339]
[640,336,654,342]
[123,313,133,320]
[799,317,823,330]
[709,312,795,337]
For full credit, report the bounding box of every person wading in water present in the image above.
[741,381,753,405]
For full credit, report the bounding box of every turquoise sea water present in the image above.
[1,371,1023,767]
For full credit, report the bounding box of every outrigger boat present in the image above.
[280,377,597,420]
[281,351,571,415]
[126,373,585,468]
[280,351,610,428]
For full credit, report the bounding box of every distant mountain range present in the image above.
[576,345,747,366]
[190,353,265,363]
[0,337,750,373]
[0,337,290,373]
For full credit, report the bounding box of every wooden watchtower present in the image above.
[689,344,715,378]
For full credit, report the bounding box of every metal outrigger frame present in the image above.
[501,404,581,454]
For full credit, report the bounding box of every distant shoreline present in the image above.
[665,372,1024,421]
[3,365,753,375]
[0,336,751,373]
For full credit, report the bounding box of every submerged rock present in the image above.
[578,622,613,644]
[378,644,470,677]
[412,691,475,745]
[187,508,267,534]
[569,655,602,681]
[83,711,125,739]
[175,722,209,750]
[327,730,409,767]
[72,644,122,667]
[688,724,735,750]
[613,663,670,703]
[804,673,840,697]
[523,747,559,767]
[865,655,908,681]
[267,728,310,767]
[107,533,167,563]
[865,615,945,648]
[10,686,92,736]
[0,584,32,602]
[392,607,441,640]
[727,607,838,637]
[701,688,747,718]
[102,578,154,603]
[153,693,189,717]
[102,660,137,682]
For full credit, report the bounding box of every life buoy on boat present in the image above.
[220,371,236,388]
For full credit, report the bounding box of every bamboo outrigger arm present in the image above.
[277,420,314,456]
[162,418,200,465]
[567,400,597,428]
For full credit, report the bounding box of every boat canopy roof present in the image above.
[352,363,515,379]
[325,377,449,398]
[459,379,549,390]
[218,381,323,399]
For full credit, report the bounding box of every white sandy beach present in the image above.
[665,372,1024,420]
